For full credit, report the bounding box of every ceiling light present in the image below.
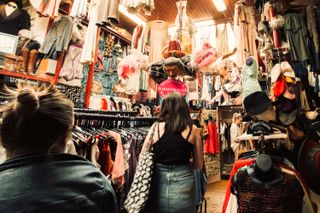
[212,0,227,11]
[118,5,146,26]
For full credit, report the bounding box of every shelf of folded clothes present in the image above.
[0,69,54,83]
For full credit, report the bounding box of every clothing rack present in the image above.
[74,108,139,116]
[74,112,157,121]
[74,109,157,128]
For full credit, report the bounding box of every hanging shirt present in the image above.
[70,0,87,18]
[284,12,310,62]
[37,0,62,18]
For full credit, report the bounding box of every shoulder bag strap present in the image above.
[148,122,157,152]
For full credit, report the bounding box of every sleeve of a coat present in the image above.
[62,18,74,52]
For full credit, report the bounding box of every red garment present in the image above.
[205,121,219,154]
[97,137,114,177]
[222,158,255,213]
[273,77,286,97]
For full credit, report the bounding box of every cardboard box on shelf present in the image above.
[37,59,57,75]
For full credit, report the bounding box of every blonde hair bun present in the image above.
[15,88,40,117]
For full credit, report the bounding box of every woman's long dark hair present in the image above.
[158,92,193,134]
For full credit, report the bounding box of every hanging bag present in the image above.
[124,123,157,213]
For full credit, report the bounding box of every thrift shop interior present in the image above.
[0,0,320,212]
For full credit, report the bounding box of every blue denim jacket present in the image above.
[0,153,118,213]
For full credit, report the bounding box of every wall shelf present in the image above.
[101,26,132,44]
[0,70,54,83]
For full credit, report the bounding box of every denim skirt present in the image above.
[145,163,195,213]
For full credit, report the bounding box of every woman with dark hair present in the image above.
[141,91,204,213]
[0,84,117,213]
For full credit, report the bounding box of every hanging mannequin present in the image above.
[0,0,30,35]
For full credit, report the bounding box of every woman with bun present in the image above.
[0,84,118,213]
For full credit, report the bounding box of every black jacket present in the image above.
[0,153,118,213]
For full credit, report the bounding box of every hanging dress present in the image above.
[205,121,219,154]
[37,0,62,18]
[97,0,119,25]
[234,0,258,67]
[70,0,87,18]
[60,45,84,80]
[80,0,99,64]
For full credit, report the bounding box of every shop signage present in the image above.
[158,78,187,97]
[3,76,38,86]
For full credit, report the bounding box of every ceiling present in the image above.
[142,0,238,25]
[118,0,257,33]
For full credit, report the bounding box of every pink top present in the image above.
[108,131,125,187]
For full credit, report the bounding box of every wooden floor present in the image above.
[204,180,228,213]
[205,180,320,213]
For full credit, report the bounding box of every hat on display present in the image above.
[281,61,295,79]
[243,91,274,118]
[162,40,185,59]
[277,108,298,126]
[277,95,297,112]
[271,63,281,84]
[273,77,286,97]
[283,76,296,83]
[271,62,295,84]
[282,82,296,100]
[247,120,274,136]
